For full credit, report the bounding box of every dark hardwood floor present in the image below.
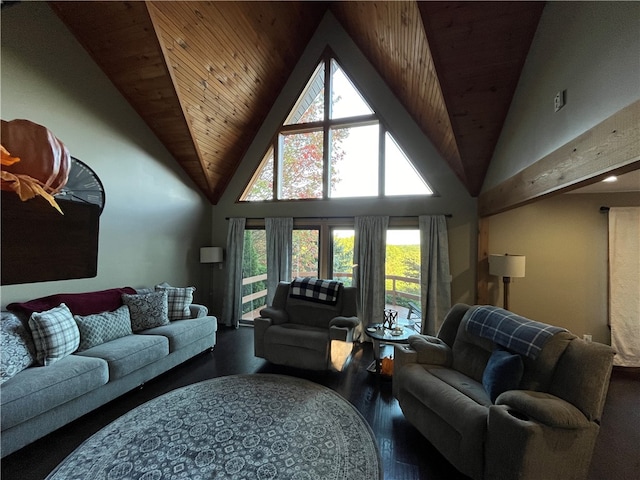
[2,326,638,480]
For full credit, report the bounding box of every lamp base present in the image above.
[503,276,511,311]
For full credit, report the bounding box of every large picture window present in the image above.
[240,51,432,202]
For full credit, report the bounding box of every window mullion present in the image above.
[322,55,332,199]
[379,126,385,197]
[275,135,283,199]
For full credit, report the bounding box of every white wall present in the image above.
[209,12,479,316]
[1,3,212,307]
[483,1,640,191]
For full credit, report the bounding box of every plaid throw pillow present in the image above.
[28,303,80,366]
[155,285,195,321]
[122,291,169,332]
[74,305,133,351]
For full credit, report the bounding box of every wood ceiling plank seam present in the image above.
[154,2,274,92]
[161,46,255,118]
[169,79,256,137]
[146,2,217,199]
[149,13,245,103]
[201,2,288,78]
[157,21,282,130]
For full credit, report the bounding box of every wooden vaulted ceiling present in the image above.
[49,1,545,204]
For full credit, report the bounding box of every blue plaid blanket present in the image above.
[289,277,341,305]
[466,306,566,359]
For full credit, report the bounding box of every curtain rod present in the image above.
[600,206,610,213]
[226,214,453,220]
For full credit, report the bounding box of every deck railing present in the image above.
[241,272,420,321]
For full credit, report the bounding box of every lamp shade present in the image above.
[200,247,223,263]
[489,254,525,278]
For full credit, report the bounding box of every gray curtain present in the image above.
[419,215,452,335]
[222,217,246,328]
[354,216,389,334]
[265,217,293,305]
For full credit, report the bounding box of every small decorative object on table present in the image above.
[383,308,398,330]
[380,356,394,377]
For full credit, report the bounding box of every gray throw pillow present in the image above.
[155,284,195,321]
[122,291,169,332]
[28,303,80,366]
[1,311,37,383]
[74,305,133,351]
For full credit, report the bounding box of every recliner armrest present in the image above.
[258,307,289,325]
[329,316,360,342]
[495,390,591,429]
[408,334,453,366]
[329,316,360,329]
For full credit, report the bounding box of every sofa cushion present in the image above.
[264,323,329,353]
[74,305,133,351]
[155,284,195,321]
[28,304,80,366]
[139,317,217,352]
[74,334,168,380]
[122,291,169,332]
[7,287,137,317]
[482,348,524,403]
[0,354,108,430]
[1,311,36,383]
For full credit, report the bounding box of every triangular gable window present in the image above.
[385,133,433,196]
[240,50,433,202]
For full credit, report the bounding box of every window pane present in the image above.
[329,124,379,198]
[330,59,373,119]
[292,229,319,278]
[386,229,421,331]
[280,130,324,199]
[331,229,355,287]
[242,230,267,321]
[384,132,433,196]
[241,147,274,201]
[285,62,324,125]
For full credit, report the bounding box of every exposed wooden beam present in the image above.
[478,100,640,217]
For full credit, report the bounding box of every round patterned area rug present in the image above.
[46,374,382,480]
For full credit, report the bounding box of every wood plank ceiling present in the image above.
[49,1,545,204]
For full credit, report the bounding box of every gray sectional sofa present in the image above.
[0,286,218,457]
[393,303,615,480]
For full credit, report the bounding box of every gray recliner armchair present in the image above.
[254,279,360,371]
[393,304,615,480]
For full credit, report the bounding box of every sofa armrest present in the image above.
[408,334,453,366]
[189,303,208,318]
[258,307,289,325]
[495,390,591,429]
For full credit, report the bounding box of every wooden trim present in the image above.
[479,100,640,217]
[476,216,490,305]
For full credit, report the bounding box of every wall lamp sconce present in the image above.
[489,253,526,311]
[200,247,224,268]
